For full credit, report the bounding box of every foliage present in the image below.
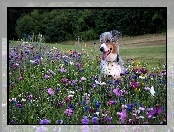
[9,8,166,43]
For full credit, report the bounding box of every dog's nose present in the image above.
[100,47,104,52]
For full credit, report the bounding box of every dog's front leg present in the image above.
[99,73,105,82]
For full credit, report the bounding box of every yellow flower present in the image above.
[136,87,140,92]
[84,43,86,47]
[136,64,139,69]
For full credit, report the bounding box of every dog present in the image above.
[99,30,125,83]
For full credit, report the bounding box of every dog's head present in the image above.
[100,30,122,44]
[100,41,118,62]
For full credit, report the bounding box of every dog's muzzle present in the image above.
[100,47,104,52]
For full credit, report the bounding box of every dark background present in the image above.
[8,8,167,43]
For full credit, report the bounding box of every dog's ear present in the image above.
[111,30,122,42]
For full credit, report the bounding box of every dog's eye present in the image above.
[110,48,112,50]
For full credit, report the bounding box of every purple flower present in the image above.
[27,94,33,100]
[44,74,50,79]
[107,100,117,106]
[92,84,97,88]
[49,70,55,75]
[147,107,163,118]
[81,116,89,124]
[70,80,78,85]
[130,81,140,89]
[39,119,50,124]
[47,88,54,95]
[55,120,63,124]
[59,68,67,73]
[92,117,99,124]
[62,78,68,84]
[55,88,60,93]
[140,67,147,74]
[58,101,64,107]
[106,117,112,123]
[117,109,127,124]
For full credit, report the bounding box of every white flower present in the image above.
[95,80,106,86]
[69,91,75,95]
[53,47,57,50]
[69,61,74,65]
[30,60,35,63]
[21,98,26,102]
[12,98,16,101]
[102,114,107,117]
[150,86,155,96]
[139,116,144,119]
[122,104,127,109]
[95,112,100,115]
[68,95,74,98]
[139,76,145,79]
[84,93,90,97]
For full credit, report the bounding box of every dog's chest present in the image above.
[100,60,121,78]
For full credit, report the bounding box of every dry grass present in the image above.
[62,33,166,48]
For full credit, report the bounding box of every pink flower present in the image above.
[130,81,140,89]
[65,97,71,102]
[145,87,151,91]
[64,108,73,116]
[117,109,127,124]
[113,88,122,96]
[47,88,54,95]
[139,107,145,111]
[81,77,86,81]
[62,78,68,83]
[18,76,23,81]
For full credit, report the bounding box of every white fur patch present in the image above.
[100,60,121,79]
[100,43,108,52]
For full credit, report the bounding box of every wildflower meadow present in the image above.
[8,37,167,125]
